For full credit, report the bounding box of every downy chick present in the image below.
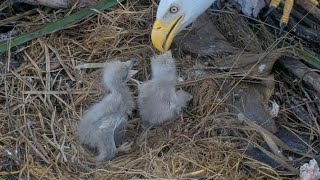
[138,51,192,127]
[78,59,136,162]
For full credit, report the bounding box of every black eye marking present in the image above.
[170,6,178,13]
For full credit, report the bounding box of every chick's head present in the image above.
[102,59,137,90]
[151,50,177,81]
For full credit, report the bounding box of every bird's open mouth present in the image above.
[151,14,184,52]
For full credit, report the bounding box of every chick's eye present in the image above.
[170,6,178,13]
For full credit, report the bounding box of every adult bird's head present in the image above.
[151,0,216,52]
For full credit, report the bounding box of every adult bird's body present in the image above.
[151,0,320,52]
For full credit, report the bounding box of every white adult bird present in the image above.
[151,0,216,52]
[151,0,320,52]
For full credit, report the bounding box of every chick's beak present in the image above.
[125,59,138,78]
[130,58,138,66]
[128,70,138,78]
[151,15,184,52]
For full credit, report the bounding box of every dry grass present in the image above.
[1,0,319,179]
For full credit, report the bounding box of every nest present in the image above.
[1,0,319,179]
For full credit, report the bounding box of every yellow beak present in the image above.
[151,15,184,52]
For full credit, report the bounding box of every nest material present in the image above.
[0,0,319,179]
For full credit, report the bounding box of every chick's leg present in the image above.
[95,130,116,162]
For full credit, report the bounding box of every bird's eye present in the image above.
[170,6,178,13]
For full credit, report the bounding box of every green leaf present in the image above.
[0,0,125,54]
[293,48,320,69]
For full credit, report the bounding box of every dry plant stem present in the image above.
[278,58,320,95]
[288,97,313,125]
[50,109,67,162]
[0,1,10,12]
[271,9,320,44]
[1,1,319,178]
[18,130,50,164]
[209,113,300,174]
[21,90,100,95]
[296,0,320,20]
[11,0,75,9]
[238,115,299,174]
[0,171,21,176]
